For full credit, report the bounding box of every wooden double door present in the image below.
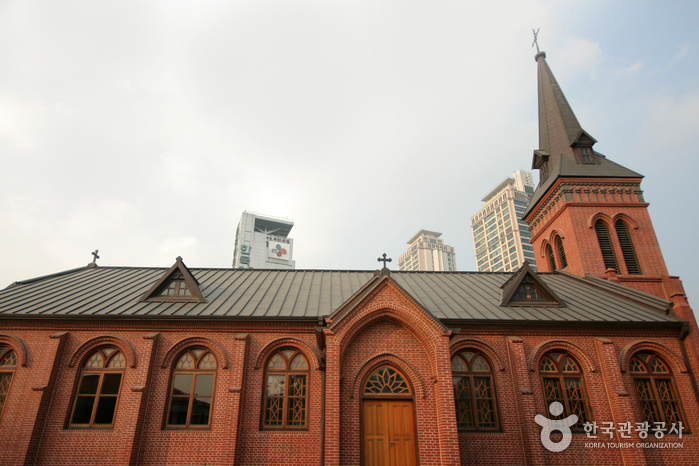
[362,399,417,466]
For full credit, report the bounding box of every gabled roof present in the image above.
[525,52,643,217]
[0,266,679,325]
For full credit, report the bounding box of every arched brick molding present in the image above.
[587,212,614,230]
[619,341,687,374]
[254,337,322,371]
[0,333,28,367]
[338,305,444,363]
[450,338,506,372]
[161,337,229,370]
[548,229,566,241]
[68,335,137,368]
[350,354,427,400]
[539,239,552,259]
[528,340,597,373]
[612,213,639,230]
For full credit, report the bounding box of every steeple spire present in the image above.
[525,51,642,217]
[535,51,586,158]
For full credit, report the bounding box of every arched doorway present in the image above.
[361,365,417,465]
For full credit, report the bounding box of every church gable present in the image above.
[139,256,206,303]
[326,274,449,338]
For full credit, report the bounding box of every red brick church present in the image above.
[1,51,697,466]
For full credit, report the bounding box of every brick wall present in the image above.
[1,286,698,465]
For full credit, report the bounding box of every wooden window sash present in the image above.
[69,349,125,429]
[0,348,17,422]
[451,351,500,431]
[630,354,687,430]
[166,371,216,428]
[262,349,309,430]
[539,353,591,430]
[165,349,217,429]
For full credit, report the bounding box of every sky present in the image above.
[1,1,698,304]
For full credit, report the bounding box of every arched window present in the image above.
[539,351,590,429]
[595,220,619,272]
[630,352,685,428]
[554,236,567,269]
[451,350,499,430]
[262,349,309,429]
[70,347,125,427]
[545,243,557,271]
[615,221,641,275]
[166,348,217,428]
[0,346,17,421]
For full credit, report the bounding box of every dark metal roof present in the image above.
[0,266,680,324]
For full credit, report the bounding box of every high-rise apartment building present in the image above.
[232,211,296,269]
[398,230,457,271]
[471,170,536,272]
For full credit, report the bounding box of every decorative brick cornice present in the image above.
[68,335,137,368]
[161,336,229,370]
[526,178,644,238]
[619,340,687,374]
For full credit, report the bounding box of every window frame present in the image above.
[539,351,592,431]
[578,147,596,164]
[451,350,501,432]
[0,346,18,422]
[261,348,310,431]
[68,346,126,429]
[164,347,218,430]
[629,352,688,432]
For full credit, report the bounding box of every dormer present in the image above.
[532,150,550,182]
[139,257,206,303]
[570,130,598,165]
[500,262,564,307]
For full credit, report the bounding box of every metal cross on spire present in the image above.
[532,28,541,53]
[377,253,392,268]
[91,250,100,264]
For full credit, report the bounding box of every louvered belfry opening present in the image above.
[615,220,642,275]
[554,236,567,269]
[545,244,557,271]
[594,220,619,273]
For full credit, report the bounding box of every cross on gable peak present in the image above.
[377,253,392,270]
[88,249,100,268]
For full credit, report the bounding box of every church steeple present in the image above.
[522,50,678,302]
[525,51,642,218]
